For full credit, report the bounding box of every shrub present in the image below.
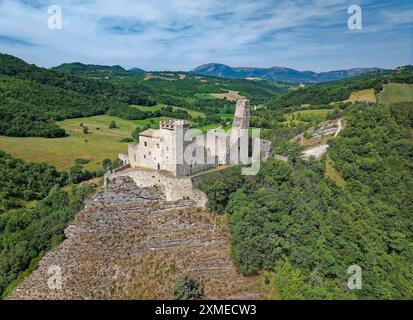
[171,273,203,300]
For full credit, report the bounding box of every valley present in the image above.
[0,52,412,300]
[0,115,160,171]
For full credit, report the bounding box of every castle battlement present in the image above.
[160,119,190,130]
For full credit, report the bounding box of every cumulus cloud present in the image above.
[0,0,411,71]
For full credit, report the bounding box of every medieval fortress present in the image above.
[107,99,271,206]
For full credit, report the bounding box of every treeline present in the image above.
[108,105,190,120]
[112,72,290,112]
[0,184,94,297]
[0,76,114,137]
[198,102,413,299]
[0,54,155,137]
[0,152,65,212]
[0,152,112,214]
[51,62,135,78]
[0,150,96,297]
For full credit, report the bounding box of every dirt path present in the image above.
[334,119,343,138]
[303,144,329,160]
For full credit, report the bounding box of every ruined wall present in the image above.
[118,99,252,177]
[105,169,207,207]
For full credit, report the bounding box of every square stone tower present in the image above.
[232,99,250,132]
[159,120,191,176]
[230,99,250,164]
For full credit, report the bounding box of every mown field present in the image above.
[377,83,413,104]
[209,90,246,101]
[286,109,332,124]
[0,115,159,171]
[347,88,377,103]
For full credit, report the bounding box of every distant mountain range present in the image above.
[190,63,384,83]
[51,61,383,83]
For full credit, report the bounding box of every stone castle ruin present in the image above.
[118,99,266,176]
[109,99,271,206]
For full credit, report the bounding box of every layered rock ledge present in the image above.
[10,177,261,300]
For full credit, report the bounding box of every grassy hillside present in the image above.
[347,88,377,103]
[270,66,413,108]
[0,115,158,171]
[290,109,332,123]
[0,53,294,138]
[377,83,413,104]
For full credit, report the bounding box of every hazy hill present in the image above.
[191,63,383,83]
[52,62,135,78]
[129,67,145,73]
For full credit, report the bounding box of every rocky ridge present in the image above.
[10,176,261,300]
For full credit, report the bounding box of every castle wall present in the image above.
[105,169,208,207]
[136,136,162,170]
[118,99,252,177]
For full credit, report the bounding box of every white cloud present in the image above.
[0,0,411,71]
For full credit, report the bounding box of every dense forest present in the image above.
[199,102,413,299]
[0,53,292,138]
[0,152,65,212]
[0,184,94,297]
[0,151,95,297]
[51,62,137,77]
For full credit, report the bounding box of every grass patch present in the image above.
[347,89,377,103]
[196,123,223,133]
[194,93,218,100]
[325,154,346,188]
[286,109,332,124]
[210,113,234,119]
[0,115,159,171]
[209,90,246,101]
[377,83,413,104]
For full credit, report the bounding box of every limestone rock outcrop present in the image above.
[10,177,261,300]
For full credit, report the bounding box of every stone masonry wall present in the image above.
[105,169,208,207]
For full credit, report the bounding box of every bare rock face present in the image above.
[10,177,261,300]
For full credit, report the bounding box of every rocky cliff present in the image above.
[10,176,261,300]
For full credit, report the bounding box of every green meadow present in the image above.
[0,115,159,171]
[377,83,413,104]
[0,104,212,171]
[284,109,332,124]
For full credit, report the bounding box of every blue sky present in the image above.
[0,0,412,71]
